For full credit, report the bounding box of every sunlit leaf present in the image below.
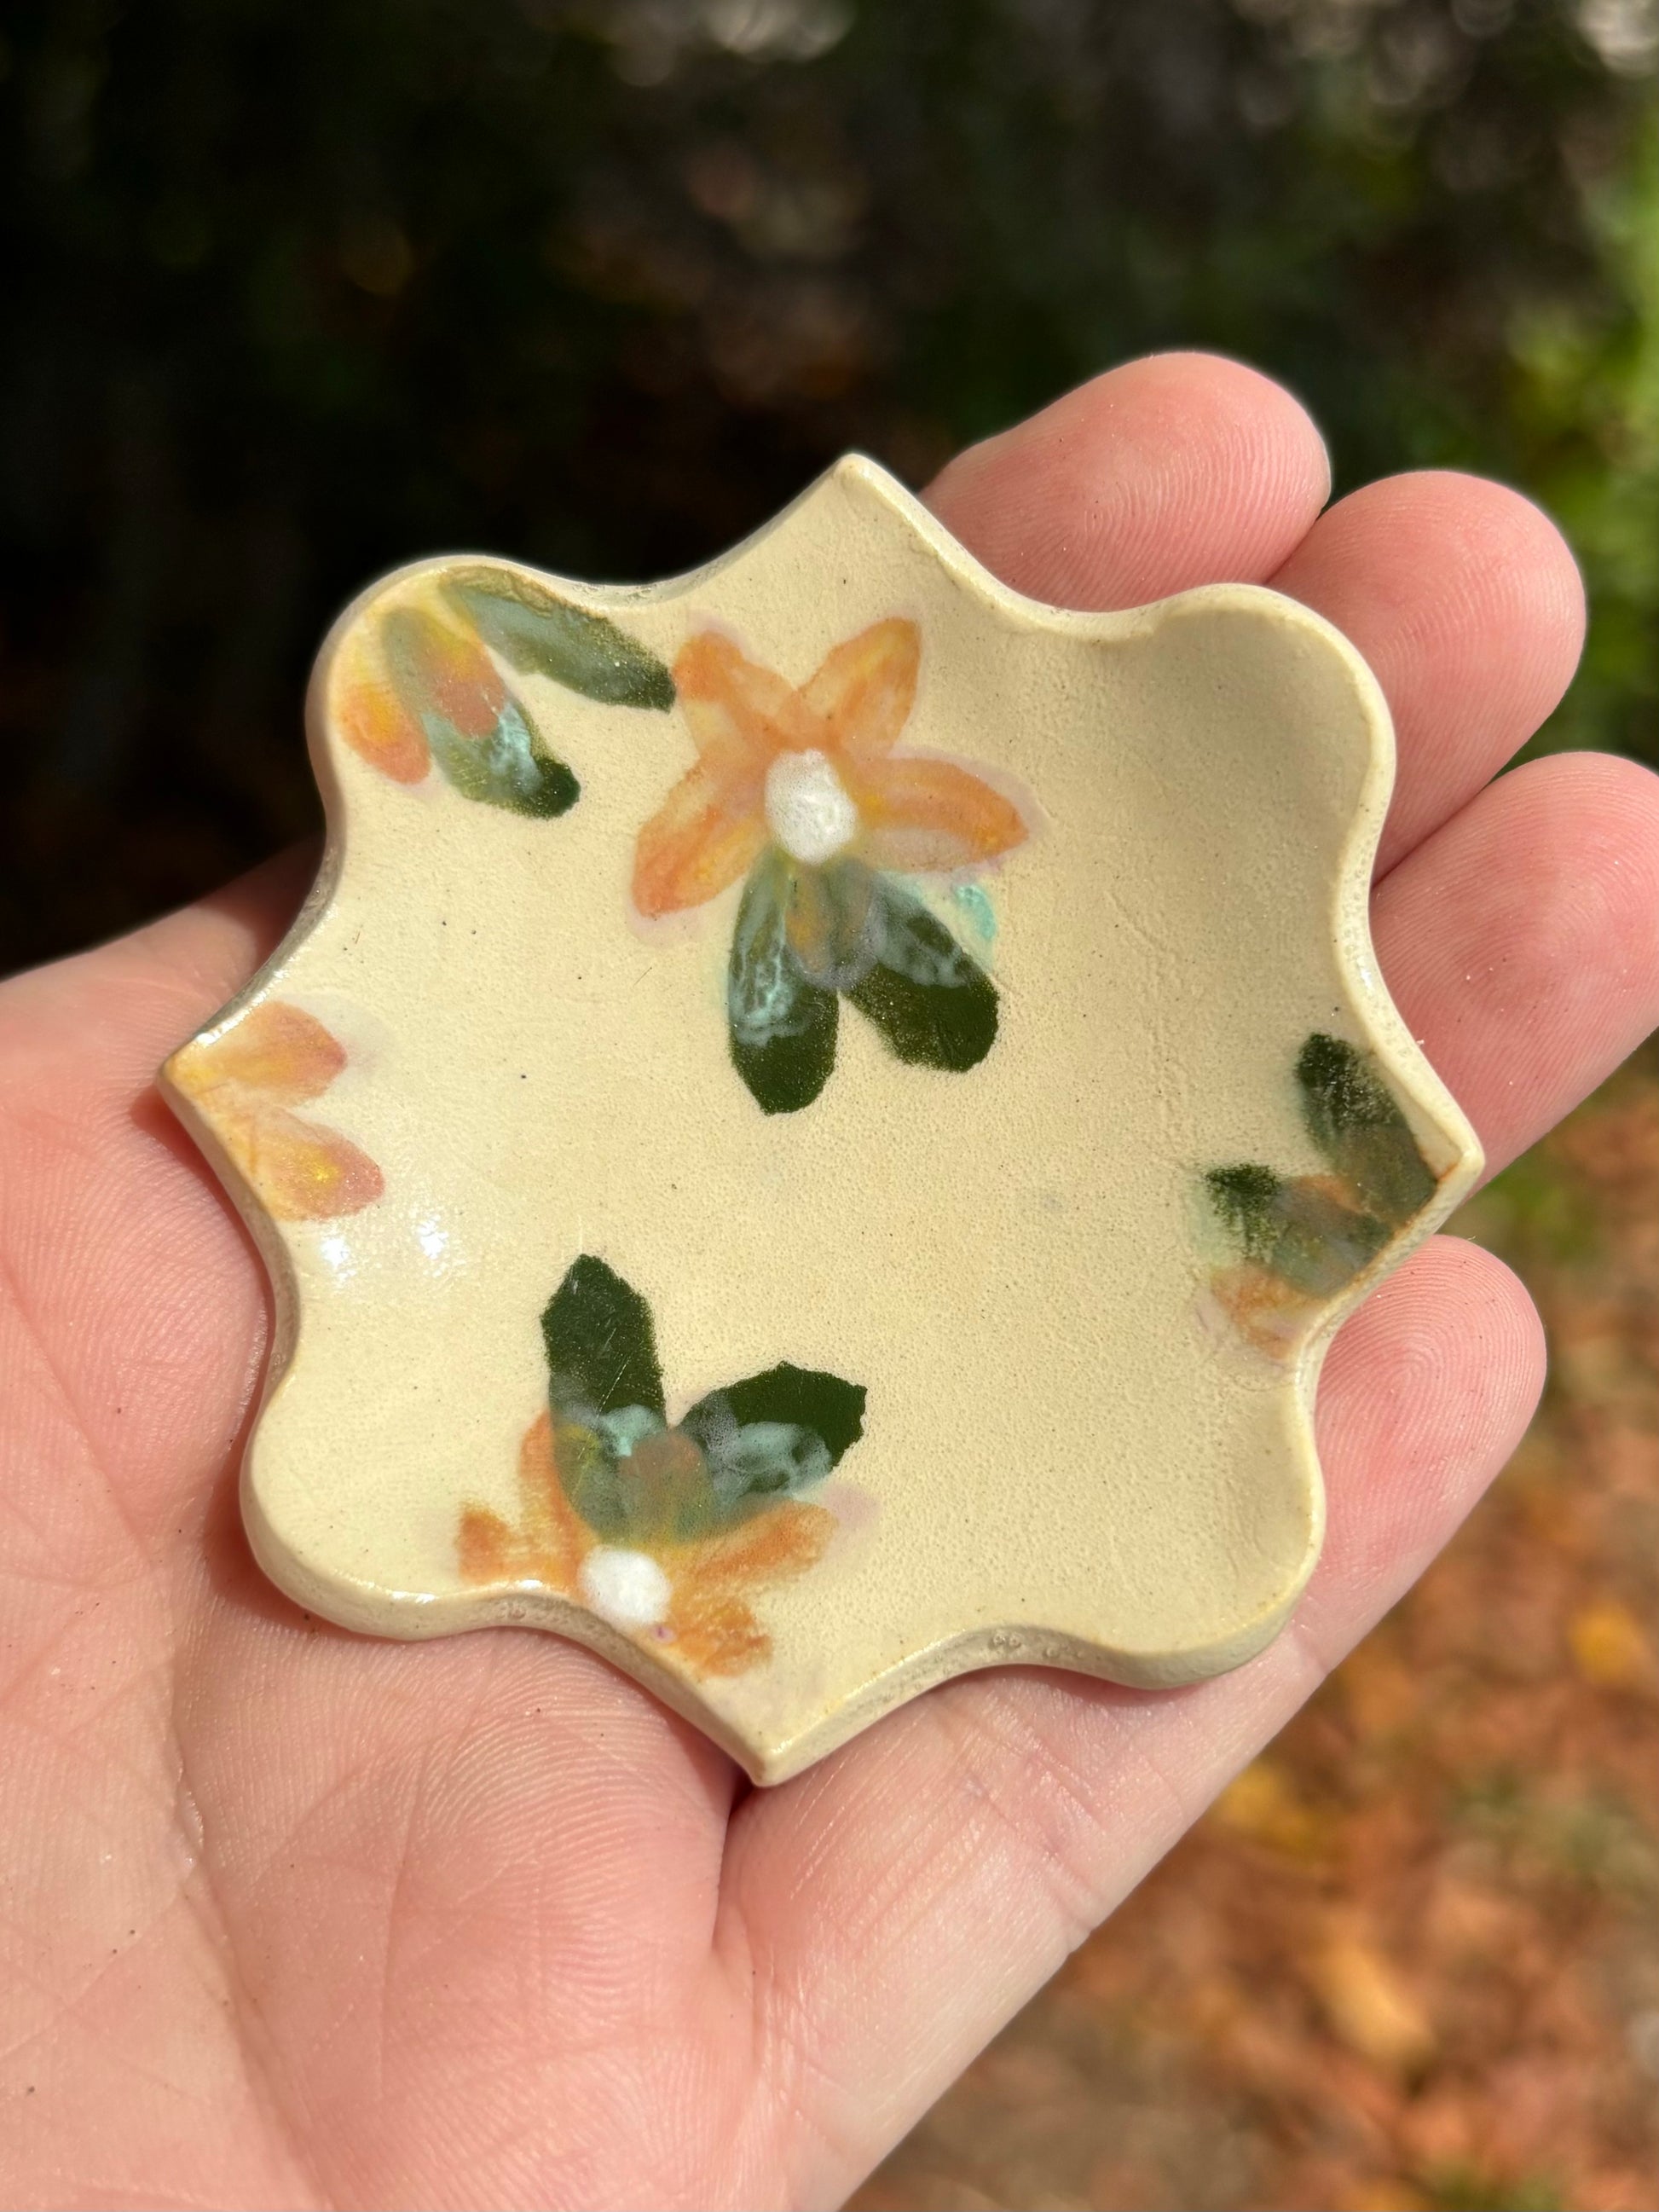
[445,567,675,710]
[383,605,580,817]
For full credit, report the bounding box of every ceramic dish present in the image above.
[162,456,1481,1782]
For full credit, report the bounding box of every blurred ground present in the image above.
[850,1041,1659,2212]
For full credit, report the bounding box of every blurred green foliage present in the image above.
[1,0,1655,968]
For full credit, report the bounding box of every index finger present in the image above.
[927,354,1585,879]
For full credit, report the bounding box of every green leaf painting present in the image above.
[540,1252,667,1423]
[680,1363,868,1517]
[1205,1161,1391,1299]
[540,1255,865,1548]
[1294,1033,1438,1226]
[726,853,1000,1115]
[844,876,999,1073]
[335,569,673,818]
[443,567,677,712]
[727,850,841,1116]
[378,601,581,819]
[423,699,581,819]
[1204,1034,1442,1354]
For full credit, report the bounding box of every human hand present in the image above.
[3,352,1655,2210]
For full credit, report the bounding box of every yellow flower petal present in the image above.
[233,1105,384,1221]
[662,1501,835,1676]
[848,754,1028,874]
[802,617,919,759]
[632,762,769,918]
[456,1413,589,1590]
[171,1000,348,1107]
[332,630,431,785]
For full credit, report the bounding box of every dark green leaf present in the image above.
[1296,1033,1437,1225]
[680,1363,865,1521]
[540,1254,665,1422]
[691,1364,866,1465]
[1205,1163,1288,1264]
[381,604,580,818]
[425,702,580,819]
[444,568,675,710]
[846,877,998,1073]
[1205,1163,1390,1296]
[728,852,839,1115]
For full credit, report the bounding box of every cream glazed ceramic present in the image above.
[161,455,1481,1783]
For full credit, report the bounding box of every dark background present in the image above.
[2,0,1656,978]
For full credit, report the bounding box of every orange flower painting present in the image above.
[460,1413,838,1679]
[167,1000,384,1221]
[457,1255,866,1680]
[634,619,1031,1113]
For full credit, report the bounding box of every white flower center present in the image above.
[764,748,858,866]
[579,1547,671,1630]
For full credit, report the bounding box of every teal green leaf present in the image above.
[1296,1033,1437,1225]
[444,568,675,710]
[680,1364,866,1522]
[1206,1163,1391,1296]
[721,1364,866,1462]
[690,1416,832,1520]
[728,851,839,1115]
[381,604,579,818]
[846,876,998,1072]
[592,1405,666,1459]
[424,699,580,819]
[540,1254,665,1422]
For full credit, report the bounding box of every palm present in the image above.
[4,356,1656,2212]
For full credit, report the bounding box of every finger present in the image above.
[134,840,321,1007]
[1373,751,1659,1179]
[0,845,319,1543]
[1270,472,1586,877]
[926,350,1332,606]
[719,1240,1543,2203]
